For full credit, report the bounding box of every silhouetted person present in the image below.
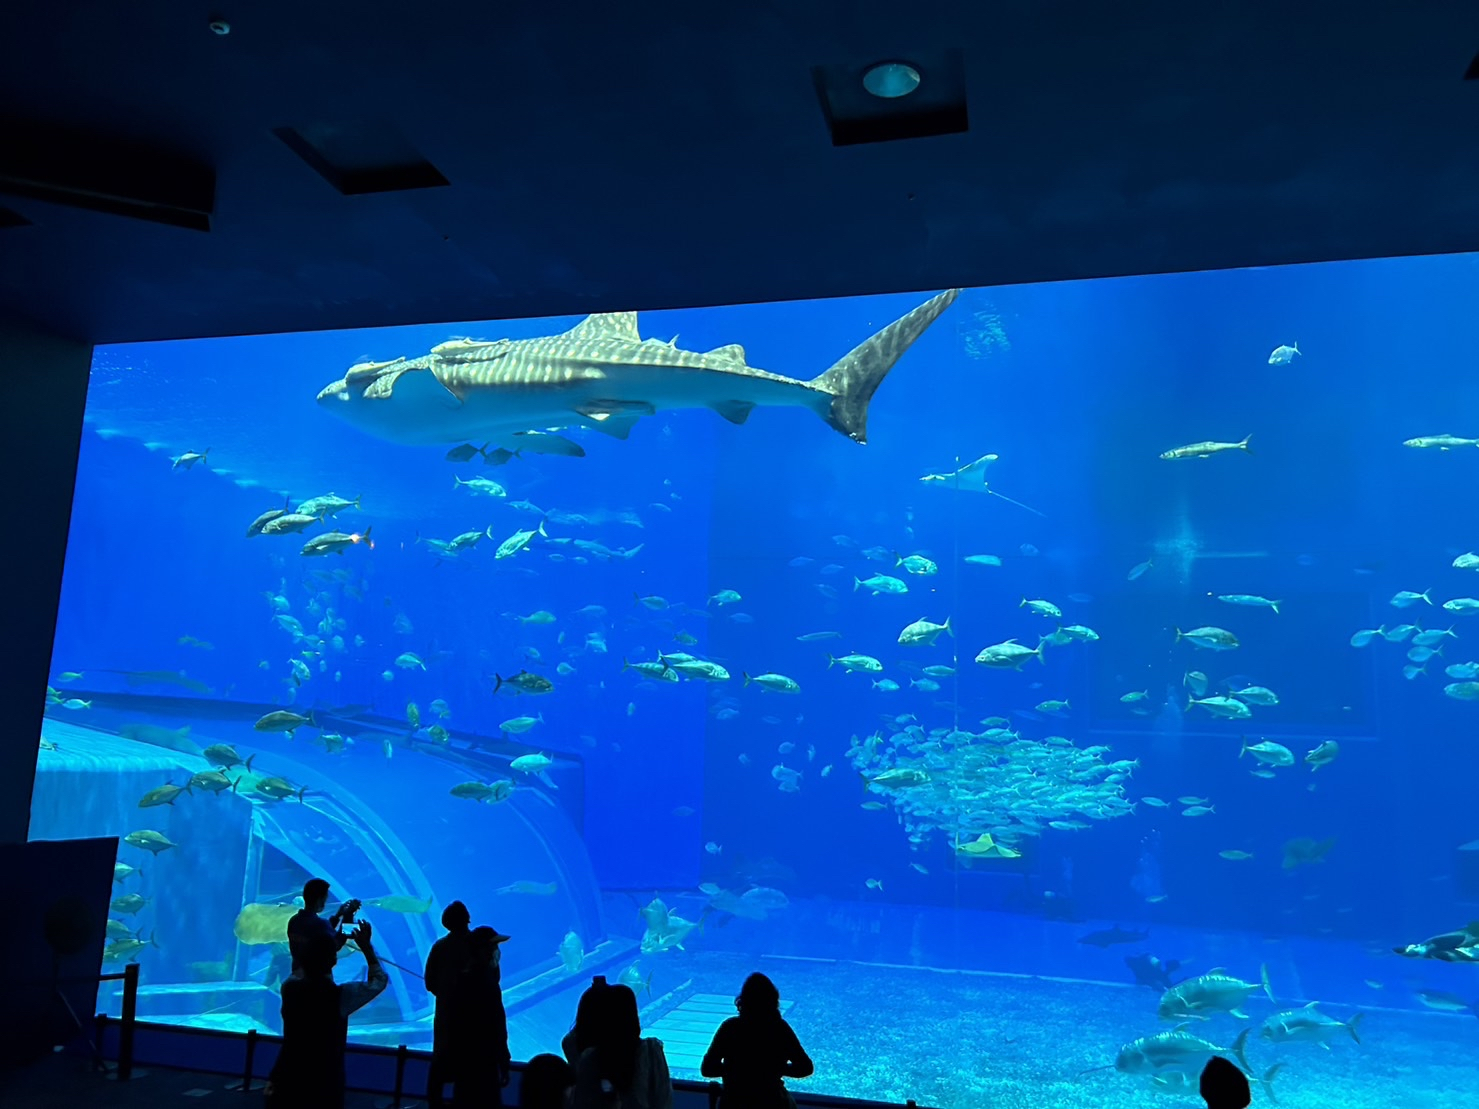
[287,878,359,976]
[701,973,813,1109]
[1200,1056,1250,1109]
[568,983,672,1109]
[426,900,475,1109]
[444,925,513,1107]
[561,978,612,1067]
[266,921,386,1109]
[519,1053,575,1109]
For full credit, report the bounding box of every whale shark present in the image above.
[316,289,959,446]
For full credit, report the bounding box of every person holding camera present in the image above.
[287,878,361,977]
[266,918,387,1108]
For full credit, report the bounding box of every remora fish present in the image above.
[315,290,960,445]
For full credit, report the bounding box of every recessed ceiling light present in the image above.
[862,62,921,99]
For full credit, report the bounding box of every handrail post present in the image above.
[708,1079,721,1109]
[243,1028,258,1093]
[392,1044,408,1108]
[117,963,139,1081]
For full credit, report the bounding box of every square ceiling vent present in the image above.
[275,119,449,196]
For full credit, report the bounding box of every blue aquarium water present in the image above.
[30,254,1479,1108]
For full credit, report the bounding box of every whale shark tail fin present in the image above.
[810,289,960,444]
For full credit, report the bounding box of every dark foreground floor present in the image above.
[0,1053,388,1109]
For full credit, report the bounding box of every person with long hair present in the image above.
[561,978,610,1067]
[701,973,812,1109]
[566,983,672,1109]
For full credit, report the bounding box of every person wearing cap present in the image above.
[444,924,513,1106]
[287,878,360,978]
[425,901,475,1108]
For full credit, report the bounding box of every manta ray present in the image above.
[919,453,1045,516]
[317,290,960,446]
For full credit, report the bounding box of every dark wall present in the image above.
[0,316,91,844]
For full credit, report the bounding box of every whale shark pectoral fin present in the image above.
[578,405,651,439]
[577,400,655,417]
[708,400,756,425]
[362,368,413,400]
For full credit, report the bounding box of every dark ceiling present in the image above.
[2,2,1479,344]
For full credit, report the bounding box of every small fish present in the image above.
[1220,850,1254,861]
[1267,342,1300,365]
[1305,740,1339,770]
[1127,559,1153,581]
[1349,627,1385,648]
[1159,435,1251,461]
[444,442,487,462]
[1176,627,1240,651]
[1390,589,1433,608]
[1217,594,1280,614]
[170,447,210,470]
[1404,434,1479,450]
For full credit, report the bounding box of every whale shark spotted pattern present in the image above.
[316,290,960,446]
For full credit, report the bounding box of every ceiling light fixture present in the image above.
[862,62,921,99]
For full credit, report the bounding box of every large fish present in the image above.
[315,290,960,446]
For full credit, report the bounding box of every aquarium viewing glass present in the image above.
[31,252,1479,1108]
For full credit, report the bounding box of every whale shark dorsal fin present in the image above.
[565,312,640,342]
[707,343,746,364]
